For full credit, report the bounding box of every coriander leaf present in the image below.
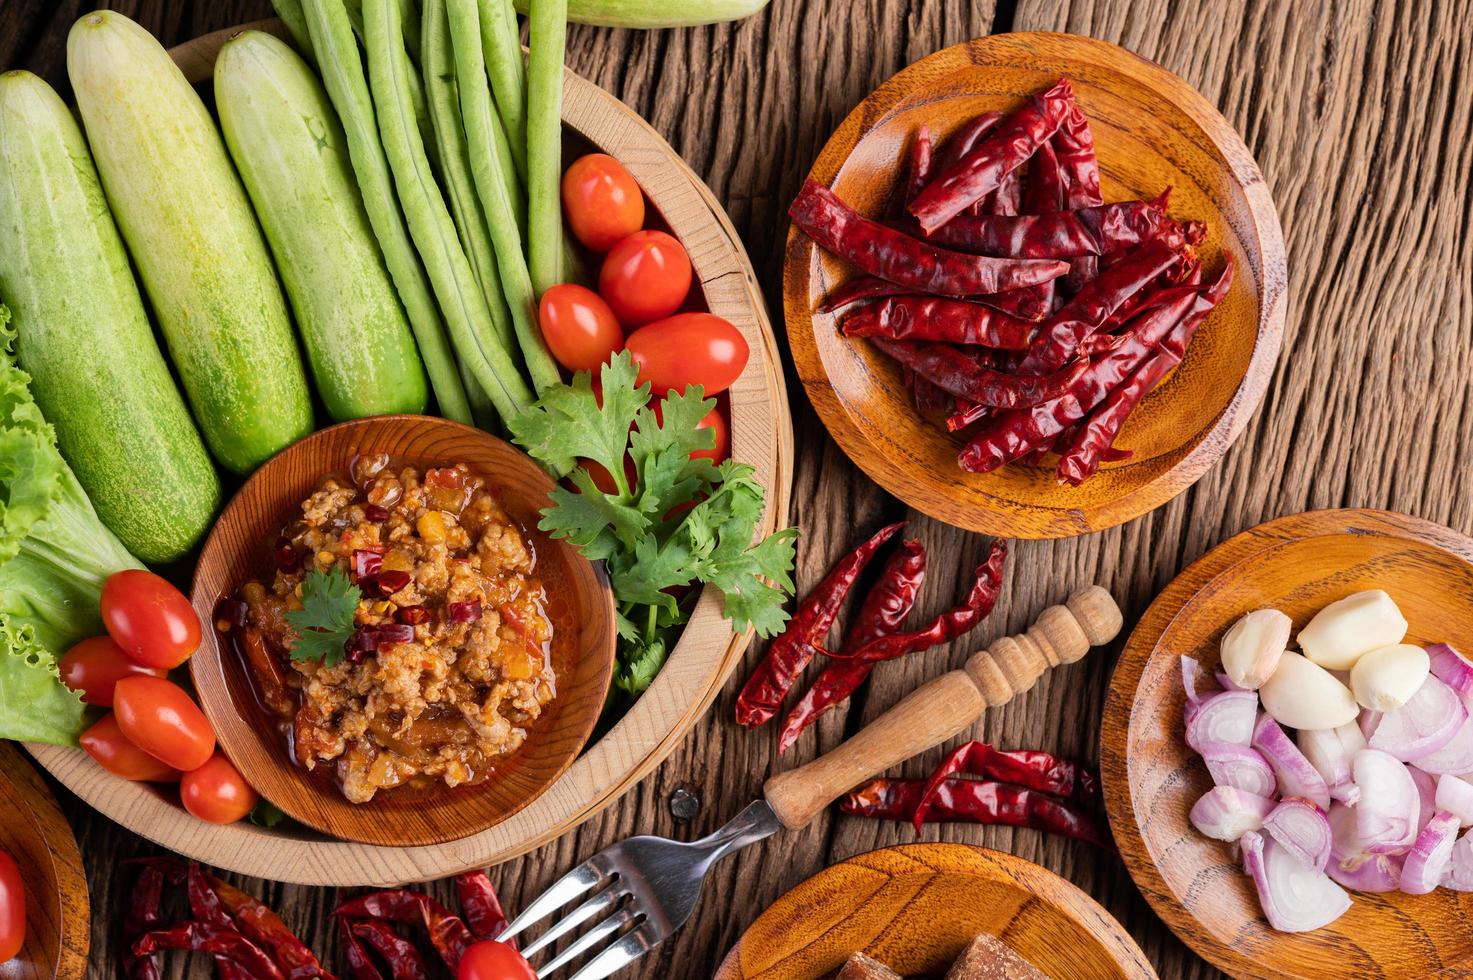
[539,470,647,558]
[629,386,716,517]
[707,528,800,637]
[607,533,693,615]
[284,566,360,668]
[248,799,288,828]
[613,632,669,697]
[509,354,647,483]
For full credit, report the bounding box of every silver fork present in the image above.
[501,586,1120,978]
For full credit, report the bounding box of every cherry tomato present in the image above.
[180,752,258,824]
[112,676,215,771]
[80,713,182,782]
[625,313,750,396]
[538,283,624,371]
[598,230,691,326]
[59,635,165,706]
[101,569,201,669]
[0,849,22,962]
[561,153,645,252]
[457,939,536,980]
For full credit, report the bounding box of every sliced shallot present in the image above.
[1367,674,1466,762]
[1407,712,1473,775]
[1298,723,1364,806]
[1327,802,1403,893]
[1252,715,1330,809]
[1185,690,1258,752]
[1409,764,1437,830]
[1443,832,1473,891]
[1435,774,1473,826]
[1399,810,1460,894]
[1428,642,1473,700]
[1263,798,1332,871]
[1240,830,1351,933]
[1189,786,1275,842]
[1352,749,1419,855]
[1200,742,1277,798]
[1181,655,1210,704]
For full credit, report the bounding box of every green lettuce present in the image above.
[0,306,141,745]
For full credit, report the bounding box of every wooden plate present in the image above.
[784,33,1285,538]
[714,843,1155,979]
[28,20,793,884]
[0,743,88,979]
[1101,509,1473,979]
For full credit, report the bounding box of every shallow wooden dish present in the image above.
[785,33,1285,538]
[0,743,88,980]
[714,843,1154,979]
[1101,509,1473,978]
[28,20,792,883]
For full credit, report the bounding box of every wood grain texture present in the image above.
[5,1,1471,978]
[785,33,1285,538]
[1102,509,1473,979]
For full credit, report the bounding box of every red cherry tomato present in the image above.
[625,313,750,396]
[59,635,165,706]
[598,230,692,326]
[538,283,624,372]
[457,939,536,980]
[112,676,215,772]
[180,752,258,824]
[0,849,22,962]
[561,153,645,252]
[80,713,182,782]
[101,569,201,669]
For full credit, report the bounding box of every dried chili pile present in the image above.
[790,78,1233,485]
[734,523,1006,752]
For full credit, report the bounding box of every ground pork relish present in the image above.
[236,454,557,803]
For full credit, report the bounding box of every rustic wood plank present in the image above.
[4,0,1472,977]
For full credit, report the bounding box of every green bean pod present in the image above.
[479,0,528,180]
[526,0,567,294]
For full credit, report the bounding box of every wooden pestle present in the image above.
[762,585,1123,830]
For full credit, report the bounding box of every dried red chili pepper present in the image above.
[912,374,950,414]
[905,125,933,204]
[815,276,909,314]
[132,922,285,980]
[124,866,168,980]
[925,194,1180,260]
[821,540,1006,666]
[841,778,1110,847]
[337,918,383,980]
[735,522,905,727]
[1052,104,1103,210]
[988,167,1023,217]
[209,874,335,979]
[455,870,509,941]
[217,962,256,980]
[351,920,431,980]
[931,111,1003,174]
[777,540,927,754]
[976,284,1053,322]
[790,180,1069,297]
[842,296,1036,350]
[909,80,1076,232]
[1023,140,1065,214]
[913,741,1100,818]
[332,892,473,971]
[871,339,1088,409]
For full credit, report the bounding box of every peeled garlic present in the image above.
[1221,609,1292,690]
[1297,590,1409,671]
[1350,644,1430,712]
[1260,651,1361,731]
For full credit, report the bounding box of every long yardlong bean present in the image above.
[446,0,561,394]
[270,0,316,63]
[300,0,471,421]
[363,0,535,423]
[479,0,528,180]
[526,0,566,293]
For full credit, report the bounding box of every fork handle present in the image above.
[761,585,1121,830]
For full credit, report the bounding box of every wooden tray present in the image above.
[0,742,87,980]
[785,33,1285,538]
[714,843,1155,979]
[28,19,793,887]
[1101,509,1473,978]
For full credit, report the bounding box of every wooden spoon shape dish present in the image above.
[714,843,1155,979]
[1102,509,1473,979]
[188,416,616,847]
[785,33,1285,538]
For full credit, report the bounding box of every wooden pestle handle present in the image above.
[761,585,1122,830]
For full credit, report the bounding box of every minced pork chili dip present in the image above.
[232,453,557,803]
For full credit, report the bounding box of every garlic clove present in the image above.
[1350,643,1430,712]
[1260,651,1361,731]
[1297,590,1409,671]
[1221,609,1291,690]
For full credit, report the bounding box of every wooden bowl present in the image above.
[714,843,1155,979]
[785,33,1285,538]
[29,19,792,883]
[0,743,88,979]
[187,415,615,847]
[1102,510,1473,978]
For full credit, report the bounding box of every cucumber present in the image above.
[68,11,313,474]
[0,71,220,563]
[216,31,428,422]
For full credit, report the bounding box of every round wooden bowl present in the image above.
[785,33,1286,538]
[714,843,1155,979]
[1101,509,1473,979]
[27,20,793,883]
[187,415,615,847]
[0,743,88,980]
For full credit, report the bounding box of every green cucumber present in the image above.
[68,11,313,474]
[216,31,428,422]
[0,71,220,563]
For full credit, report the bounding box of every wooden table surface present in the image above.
[5,1,1472,977]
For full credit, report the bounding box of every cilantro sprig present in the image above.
[510,353,798,703]
[284,565,361,668]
